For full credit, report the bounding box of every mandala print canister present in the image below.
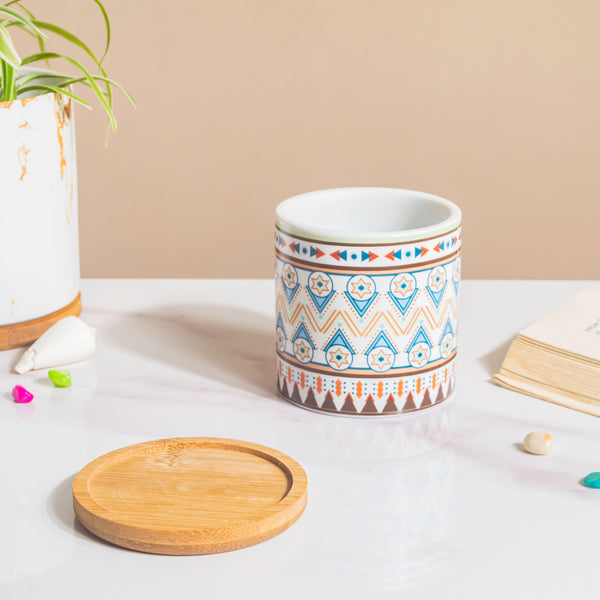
[274,188,462,416]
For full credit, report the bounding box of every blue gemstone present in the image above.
[583,473,600,488]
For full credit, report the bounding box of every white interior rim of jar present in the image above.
[275,187,462,244]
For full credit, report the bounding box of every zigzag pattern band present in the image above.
[275,227,461,415]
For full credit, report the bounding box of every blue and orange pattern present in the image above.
[275,225,461,415]
[275,227,461,269]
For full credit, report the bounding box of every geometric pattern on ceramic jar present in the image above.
[326,345,353,370]
[276,326,286,353]
[390,273,417,299]
[428,266,446,293]
[282,263,298,288]
[293,338,314,363]
[345,275,378,317]
[408,342,431,368]
[440,333,454,359]
[306,272,335,313]
[367,346,396,372]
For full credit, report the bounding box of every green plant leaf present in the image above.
[15,71,135,109]
[0,5,45,38]
[1,58,16,100]
[19,51,116,130]
[59,74,135,107]
[0,24,20,68]
[4,1,48,61]
[19,50,61,65]
[92,0,110,64]
[5,1,35,20]
[2,2,130,136]
[31,19,113,112]
[32,20,102,70]
[16,83,91,108]
[15,70,71,87]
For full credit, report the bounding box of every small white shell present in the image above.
[523,431,553,455]
[15,316,96,373]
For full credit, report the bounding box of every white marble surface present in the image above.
[1,279,599,599]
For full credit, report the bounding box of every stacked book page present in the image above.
[494,285,600,416]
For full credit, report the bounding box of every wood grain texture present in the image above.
[0,293,81,351]
[72,437,308,555]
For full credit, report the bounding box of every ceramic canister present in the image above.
[0,91,79,339]
[274,188,462,416]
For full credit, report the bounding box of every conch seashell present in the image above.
[15,316,96,374]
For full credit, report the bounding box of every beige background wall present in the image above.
[24,0,600,278]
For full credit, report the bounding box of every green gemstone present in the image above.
[583,473,600,488]
[48,369,72,388]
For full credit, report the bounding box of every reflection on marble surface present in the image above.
[291,401,453,460]
[290,405,454,591]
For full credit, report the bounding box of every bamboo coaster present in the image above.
[72,437,308,555]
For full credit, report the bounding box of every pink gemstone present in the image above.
[12,385,33,403]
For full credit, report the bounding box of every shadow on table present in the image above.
[47,474,127,550]
[105,304,277,397]
[478,336,513,379]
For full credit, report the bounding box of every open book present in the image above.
[494,285,600,416]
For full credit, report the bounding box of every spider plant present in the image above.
[0,0,134,133]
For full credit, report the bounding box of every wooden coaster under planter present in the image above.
[72,437,308,555]
[0,293,81,351]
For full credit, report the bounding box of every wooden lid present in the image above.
[72,437,308,555]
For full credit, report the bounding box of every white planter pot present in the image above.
[0,92,80,349]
